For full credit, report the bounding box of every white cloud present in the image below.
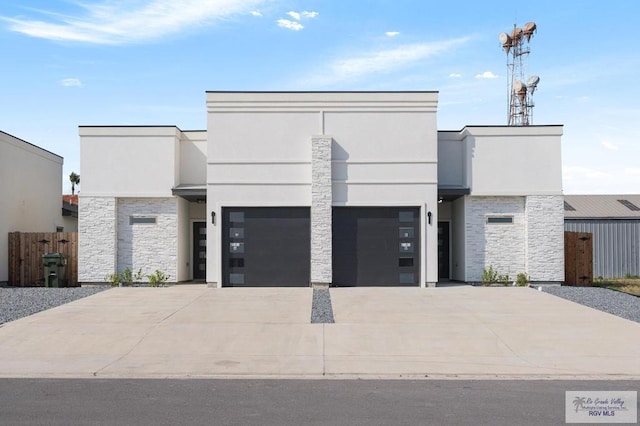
[302,11,318,19]
[563,165,640,194]
[277,19,303,31]
[385,31,399,37]
[449,73,461,78]
[475,71,498,79]
[601,141,619,151]
[287,11,300,20]
[250,10,262,17]
[0,0,266,44]
[60,78,82,87]
[302,37,470,86]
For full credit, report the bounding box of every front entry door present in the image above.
[438,222,450,279]
[193,222,206,280]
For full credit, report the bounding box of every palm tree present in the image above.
[69,172,80,195]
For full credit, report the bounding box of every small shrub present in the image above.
[105,272,121,286]
[105,268,144,286]
[482,265,498,284]
[515,273,529,287]
[147,270,170,287]
[482,265,510,285]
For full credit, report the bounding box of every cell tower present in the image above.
[499,22,539,126]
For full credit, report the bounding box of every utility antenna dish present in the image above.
[499,21,539,125]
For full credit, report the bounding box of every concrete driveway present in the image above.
[0,285,638,378]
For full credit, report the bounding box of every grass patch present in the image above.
[593,277,640,297]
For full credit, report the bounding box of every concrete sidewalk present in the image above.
[0,285,638,378]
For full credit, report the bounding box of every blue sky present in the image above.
[1,0,638,194]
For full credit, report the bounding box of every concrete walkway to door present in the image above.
[0,285,638,378]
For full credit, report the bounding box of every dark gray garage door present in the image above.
[222,207,310,287]
[332,207,420,286]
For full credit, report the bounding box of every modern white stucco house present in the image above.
[0,130,66,284]
[78,91,564,287]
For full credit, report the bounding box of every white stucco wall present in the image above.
[206,92,439,287]
[463,126,563,195]
[437,132,465,188]
[79,126,180,197]
[179,131,207,185]
[0,131,64,282]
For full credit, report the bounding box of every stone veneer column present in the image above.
[525,195,564,283]
[78,196,117,283]
[310,135,333,286]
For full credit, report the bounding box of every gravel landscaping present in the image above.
[0,286,110,325]
[311,288,335,323]
[542,285,640,324]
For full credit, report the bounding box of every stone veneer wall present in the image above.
[78,196,117,282]
[117,197,178,281]
[310,136,332,285]
[465,196,526,282]
[525,195,564,282]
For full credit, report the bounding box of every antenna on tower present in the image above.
[499,21,539,125]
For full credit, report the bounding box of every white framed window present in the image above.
[130,216,157,225]
[486,216,513,224]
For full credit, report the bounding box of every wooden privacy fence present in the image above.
[564,231,593,286]
[8,232,78,287]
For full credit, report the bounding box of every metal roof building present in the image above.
[564,195,640,278]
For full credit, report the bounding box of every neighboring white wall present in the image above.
[465,196,526,282]
[78,196,117,282]
[116,197,178,281]
[61,216,78,232]
[0,131,63,282]
[525,195,564,282]
[205,92,440,287]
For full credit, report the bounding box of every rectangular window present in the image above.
[229,228,245,239]
[399,257,414,267]
[399,211,414,222]
[399,273,415,284]
[229,273,245,285]
[130,216,157,225]
[486,216,513,224]
[56,226,64,232]
[399,227,414,239]
[229,212,245,223]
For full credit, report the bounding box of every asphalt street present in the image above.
[1,379,638,426]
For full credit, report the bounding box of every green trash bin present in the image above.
[43,253,67,287]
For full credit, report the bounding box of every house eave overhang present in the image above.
[438,186,470,201]
[172,185,207,203]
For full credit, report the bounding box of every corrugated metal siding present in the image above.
[565,220,640,278]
